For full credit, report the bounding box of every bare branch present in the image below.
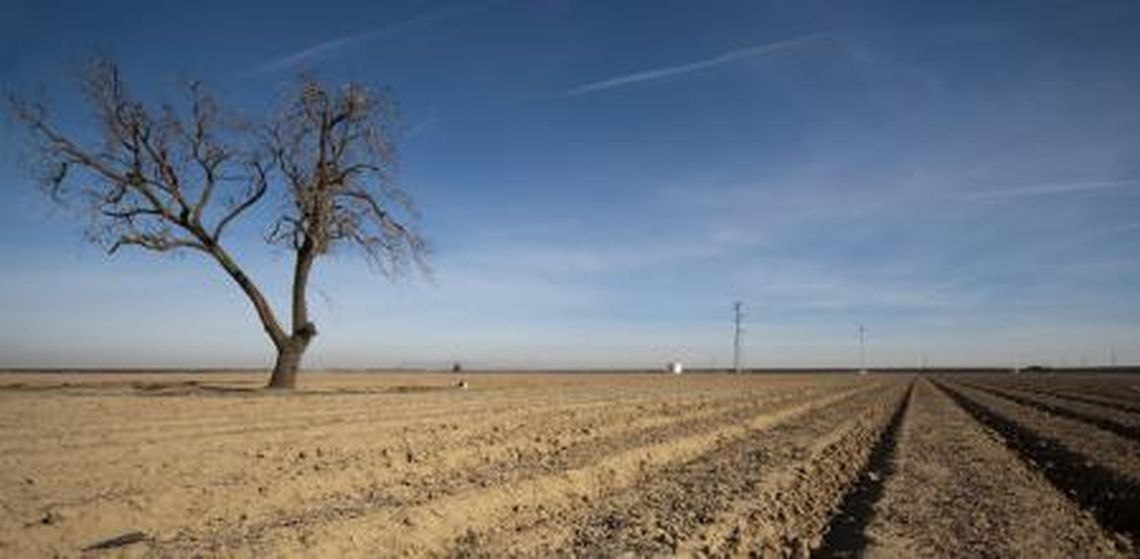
[267,77,427,275]
[8,57,429,388]
[110,233,207,254]
[212,158,270,240]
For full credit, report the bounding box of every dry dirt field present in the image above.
[0,371,1138,557]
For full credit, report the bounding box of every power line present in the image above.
[858,324,867,374]
[733,301,743,374]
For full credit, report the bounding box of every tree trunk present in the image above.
[267,339,308,389]
[268,238,317,390]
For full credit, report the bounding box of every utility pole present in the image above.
[733,301,743,374]
[858,324,867,374]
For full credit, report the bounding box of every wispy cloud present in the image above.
[407,109,441,139]
[958,177,1140,201]
[241,1,491,76]
[923,217,1140,298]
[564,32,829,96]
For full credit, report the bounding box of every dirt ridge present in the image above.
[162,384,879,556]
[813,379,914,557]
[935,379,1140,542]
[961,381,1140,442]
[1019,387,1140,415]
[7,372,1133,557]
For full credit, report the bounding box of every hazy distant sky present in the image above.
[2,0,1140,369]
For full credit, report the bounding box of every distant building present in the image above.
[666,361,684,374]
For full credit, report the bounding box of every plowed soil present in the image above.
[0,371,1136,557]
[865,379,1126,558]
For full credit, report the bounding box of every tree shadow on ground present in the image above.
[0,379,460,398]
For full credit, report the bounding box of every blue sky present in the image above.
[2,0,1140,369]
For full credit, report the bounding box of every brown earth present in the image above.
[0,371,1136,557]
[957,381,1140,441]
[864,379,1127,558]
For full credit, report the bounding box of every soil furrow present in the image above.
[936,379,1140,543]
[981,380,1140,415]
[0,389,735,455]
[864,379,1129,557]
[1011,378,1140,407]
[687,382,909,559]
[1038,389,1140,415]
[452,381,903,558]
[20,372,1137,557]
[962,381,1140,442]
[1021,385,1140,417]
[150,384,871,556]
[8,389,824,552]
[812,380,913,558]
[274,385,877,557]
[1061,384,1140,405]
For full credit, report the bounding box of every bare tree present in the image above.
[9,57,427,389]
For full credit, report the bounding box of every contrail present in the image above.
[564,32,829,97]
[959,177,1140,201]
[241,1,493,76]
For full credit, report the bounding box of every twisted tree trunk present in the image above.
[266,238,318,389]
[268,335,311,389]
